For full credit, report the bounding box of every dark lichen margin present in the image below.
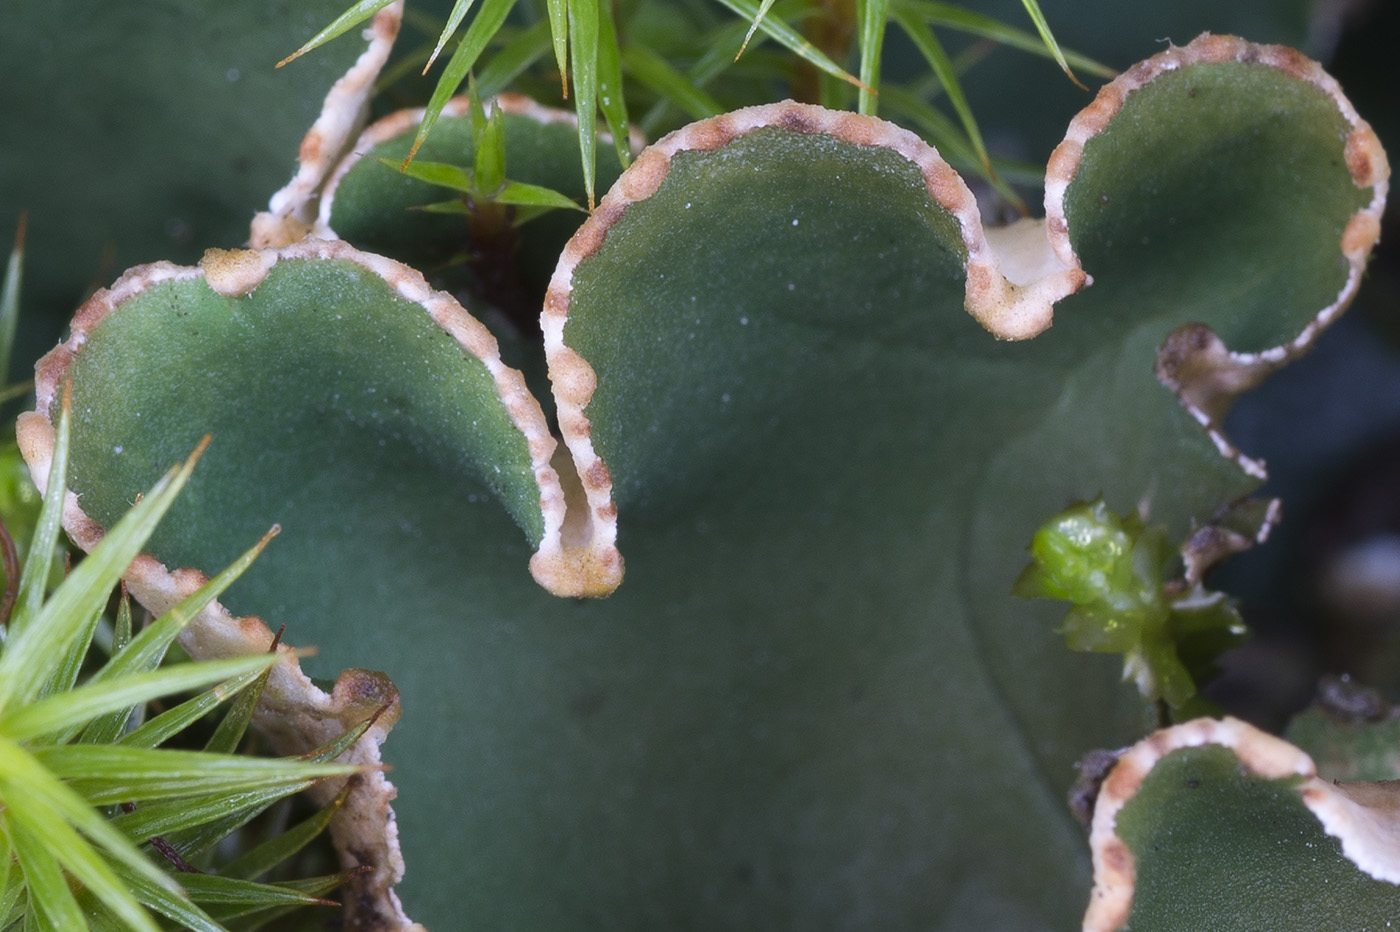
[1083,716,1400,932]
[540,101,1091,589]
[1047,33,1390,493]
[16,237,584,932]
[249,1,405,250]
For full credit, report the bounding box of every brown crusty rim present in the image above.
[15,236,587,932]
[1045,33,1389,485]
[539,36,1387,574]
[539,101,1093,570]
[249,1,404,250]
[1085,716,1400,932]
[15,28,1389,932]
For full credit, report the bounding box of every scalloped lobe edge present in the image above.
[28,239,576,571]
[250,1,405,250]
[15,409,421,932]
[306,92,636,598]
[1047,34,1390,490]
[18,237,584,932]
[540,100,1090,581]
[1084,716,1400,932]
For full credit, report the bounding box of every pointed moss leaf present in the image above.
[118,667,271,749]
[568,0,601,206]
[221,786,348,880]
[411,191,575,225]
[279,0,397,66]
[44,603,105,702]
[891,7,991,172]
[494,180,585,211]
[380,157,478,194]
[302,709,384,764]
[1,654,280,744]
[1018,0,1086,89]
[596,5,632,170]
[7,818,92,932]
[1112,745,1400,930]
[7,808,159,932]
[633,15,751,133]
[0,736,177,925]
[546,0,570,96]
[903,1,1113,80]
[735,0,778,58]
[157,872,334,910]
[474,94,509,196]
[406,0,518,166]
[87,528,277,692]
[0,441,47,561]
[112,593,133,652]
[713,0,861,89]
[413,199,477,216]
[0,439,198,713]
[424,0,480,73]
[202,663,269,754]
[326,100,622,292]
[856,0,889,114]
[0,830,16,918]
[107,860,225,932]
[112,778,330,846]
[199,875,347,925]
[475,20,552,98]
[44,39,1386,930]
[0,215,23,389]
[10,396,68,638]
[621,45,723,121]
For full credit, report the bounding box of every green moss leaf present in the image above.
[1014,499,1247,710]
[321,95,624,308]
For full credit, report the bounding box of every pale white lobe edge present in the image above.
[536,99,1099,609]
[18,237,583,931]
[250,2,405,249]
[1084,716,1400,932]
[1044,33,1388,500]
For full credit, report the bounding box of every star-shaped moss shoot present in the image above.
[1014,499,1247,717]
